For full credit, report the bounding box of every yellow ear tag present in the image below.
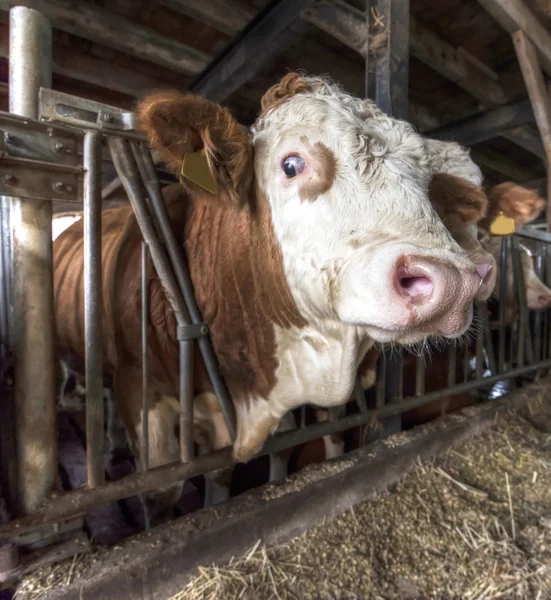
[490,211,516,236]
[181,148,217,195]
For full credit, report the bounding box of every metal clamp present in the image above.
[177,323,209,341]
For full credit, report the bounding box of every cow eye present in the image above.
[282,155,306,178]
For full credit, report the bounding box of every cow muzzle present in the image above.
[391,254,492,337]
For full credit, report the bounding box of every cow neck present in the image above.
[162,183,306,401]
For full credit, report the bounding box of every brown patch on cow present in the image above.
[53,180,307,460]
[481,182,545,229]
[259,72,321,117]
[299,140,337,202]
[429,173,488,229]
[136,90,253,208]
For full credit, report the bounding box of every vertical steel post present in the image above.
[498,236,509,373]
[365,0,410,439]
[83,131,104,488]
[141,242,149,471]
[9,7,56,514]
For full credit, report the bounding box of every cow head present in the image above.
[138,73,492,346]
[481,182,545,230]
[428,173,496,301]
[481,234,551,312]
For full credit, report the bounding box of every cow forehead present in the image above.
[253,87,431,184]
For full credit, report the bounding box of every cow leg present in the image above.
[195,393,233,507]
[139,395,183,527]
[114,368,183,529]
[316,409,345,460]
[233,400,281,464]
[268,411,297,482]
[322,433,345,459]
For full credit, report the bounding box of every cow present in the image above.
[53,73,493,524]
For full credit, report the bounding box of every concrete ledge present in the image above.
[41,381,546,600]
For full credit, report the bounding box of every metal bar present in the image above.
[534,241,544,366]
[415,356,425,396]
[179,339,194,463]
[511,236,534,367]
[128,143,195,463]
[23,356,551,525]
[141,242,149,472]
[463,344,470,381]
[132,143,236,441]
[447,345,457,387]
[107,138,201,462]
[375,355,386,408]
[0,193,17,515]
[10,6,57,514]
[475,302,484,380]
[498,236,509,372]
[83,130,104,488]
[101,176,121,201]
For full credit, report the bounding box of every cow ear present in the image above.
[429,173,488,229]
[136,91,253,207]
[486,182,545,227]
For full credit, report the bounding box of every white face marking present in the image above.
[253,78,482,345]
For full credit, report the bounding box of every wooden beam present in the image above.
[157,0,255,36]
[471,147,540,182]
[409,16,512,107]
[427,99,535,146]
[477,0,551,77]
[512,30,551,158]
[366,0,410,120]
[512,29,551,229]
[190,0,314,102]
[0,0,210,75]
[0,24,172,98]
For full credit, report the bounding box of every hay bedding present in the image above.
[175,394,551,600]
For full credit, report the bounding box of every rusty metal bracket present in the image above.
[177,323,209,340]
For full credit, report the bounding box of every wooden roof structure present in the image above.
[0,0,549,195]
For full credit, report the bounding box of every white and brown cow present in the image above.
[53,73,493,522]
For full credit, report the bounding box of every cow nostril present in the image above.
[398,273,434,300]
[539,295,551,307]
[475,263,492,281]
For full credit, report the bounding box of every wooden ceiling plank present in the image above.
[477,0,551,77]
[189,0,315,102]
[157,0,255,36]
[0,0,211,75]
[427,98,534,146]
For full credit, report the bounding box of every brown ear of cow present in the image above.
[429,173,488,229]
[259,72,321,116]
[484,182,545,227]
[136,91,253,207]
